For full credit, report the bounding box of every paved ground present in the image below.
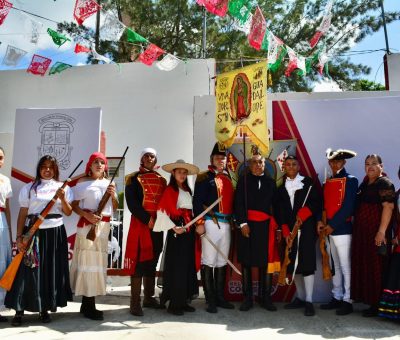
[1,277,399,340]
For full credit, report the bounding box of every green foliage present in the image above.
[351,79,386,91]
[58,0,399,92]
[118,191,124,210]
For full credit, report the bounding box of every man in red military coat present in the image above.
[124,148,167,316]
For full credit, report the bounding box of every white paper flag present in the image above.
[2,45,27,67]
[156,54,181,71]
[22,12,43,45]
[100,12,125,42]
[91,43,112,64]
[232,13,253,35]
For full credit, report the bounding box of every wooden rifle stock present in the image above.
[86,147,129,241]
[319,211,332,281]
[278,185,313,286]
[278,221,301,286]
[0,160,83,291]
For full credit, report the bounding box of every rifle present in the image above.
[278,185,313,286]
[319,211,332,281]
[86,147,129,241]
[0,160,83,291]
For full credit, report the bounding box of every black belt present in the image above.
[27,213,62,219]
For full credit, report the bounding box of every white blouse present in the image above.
[19,179,73,229]
[285,173,305,208]
[153,188,193,232]
[0,173,12,209]
[73,178,113,216]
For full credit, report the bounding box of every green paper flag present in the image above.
[47,28,70,47]
[126,28,148,44]
[268,46,287,73]
[261,29,270,51]
[228,0,252,24]
[49,61,72,75]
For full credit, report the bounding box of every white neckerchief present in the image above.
[285,173,304,208]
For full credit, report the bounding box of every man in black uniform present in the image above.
[234,153,278,312]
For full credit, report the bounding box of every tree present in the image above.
[351,79,386,91]
[58,0,400,92]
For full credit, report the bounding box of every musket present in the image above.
[0,160,83,291]
[278,184,313,286]
[86,147,129,241]
[319,211,332,281]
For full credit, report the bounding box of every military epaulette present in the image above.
[125,171,139,185]
[196,171,209,183]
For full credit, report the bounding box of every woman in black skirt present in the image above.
[154,160,200,315]
[5,155,73,326]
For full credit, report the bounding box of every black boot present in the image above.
[239,266,253,311]
[130,276,144,316]
[82,296,104,320]
[215,266,234,309]
[143,276,160,308]
[260,270,277,312]
[203,265,217,313]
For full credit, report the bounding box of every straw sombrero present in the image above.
[162,159,199,175]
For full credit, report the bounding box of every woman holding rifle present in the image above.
[154,159,200,316]
[5,155,73,326]
[0,147,12,322]
[69,152,118,320]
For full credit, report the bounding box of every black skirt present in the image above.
[378,253,400,319]
[5,225,72,313]
[160,228,198,309]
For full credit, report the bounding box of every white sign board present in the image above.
[11,108,102,258]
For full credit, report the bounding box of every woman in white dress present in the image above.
[69,152,118,320]
[0,146,12,322]
[5,155,73,326]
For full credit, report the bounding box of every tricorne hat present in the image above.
[162,159,199,175]
[210,142,227,157]
[326,148,357,160]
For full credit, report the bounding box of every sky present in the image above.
[0,0,398,88]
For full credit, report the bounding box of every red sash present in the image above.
[0,207,5,212]
[246,209,281,273]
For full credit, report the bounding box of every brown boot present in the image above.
[130,276,144,316]
[143,276,160,308]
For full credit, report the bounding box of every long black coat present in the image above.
[275,176,321,275]
[234,172,276,267]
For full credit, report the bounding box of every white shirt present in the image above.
[285,173,305,208]
[0,173,12,209]
[153,188,193,232]
[73,178,113,216]
[19,179,73,229]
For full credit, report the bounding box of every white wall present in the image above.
[194,91,400,187]
[0,59,216,171]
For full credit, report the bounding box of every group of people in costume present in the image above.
[0,142,399,326]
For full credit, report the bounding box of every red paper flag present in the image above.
[248,6,266,50]
[138,44,165,66]
[74,43,91,53]
[73,0,101,26]
[27,54,52,76]
[198,0,228,17]
[0,0,13,26]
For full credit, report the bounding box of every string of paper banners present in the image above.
[0,0,333,77]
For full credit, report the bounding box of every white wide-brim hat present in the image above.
[162,159,199,175]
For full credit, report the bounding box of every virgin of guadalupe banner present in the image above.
[215,61,269,155]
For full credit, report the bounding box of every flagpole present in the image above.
[243,130,248,221]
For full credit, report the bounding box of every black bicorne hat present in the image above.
[211,142,227,157]
[326,148,357,160]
